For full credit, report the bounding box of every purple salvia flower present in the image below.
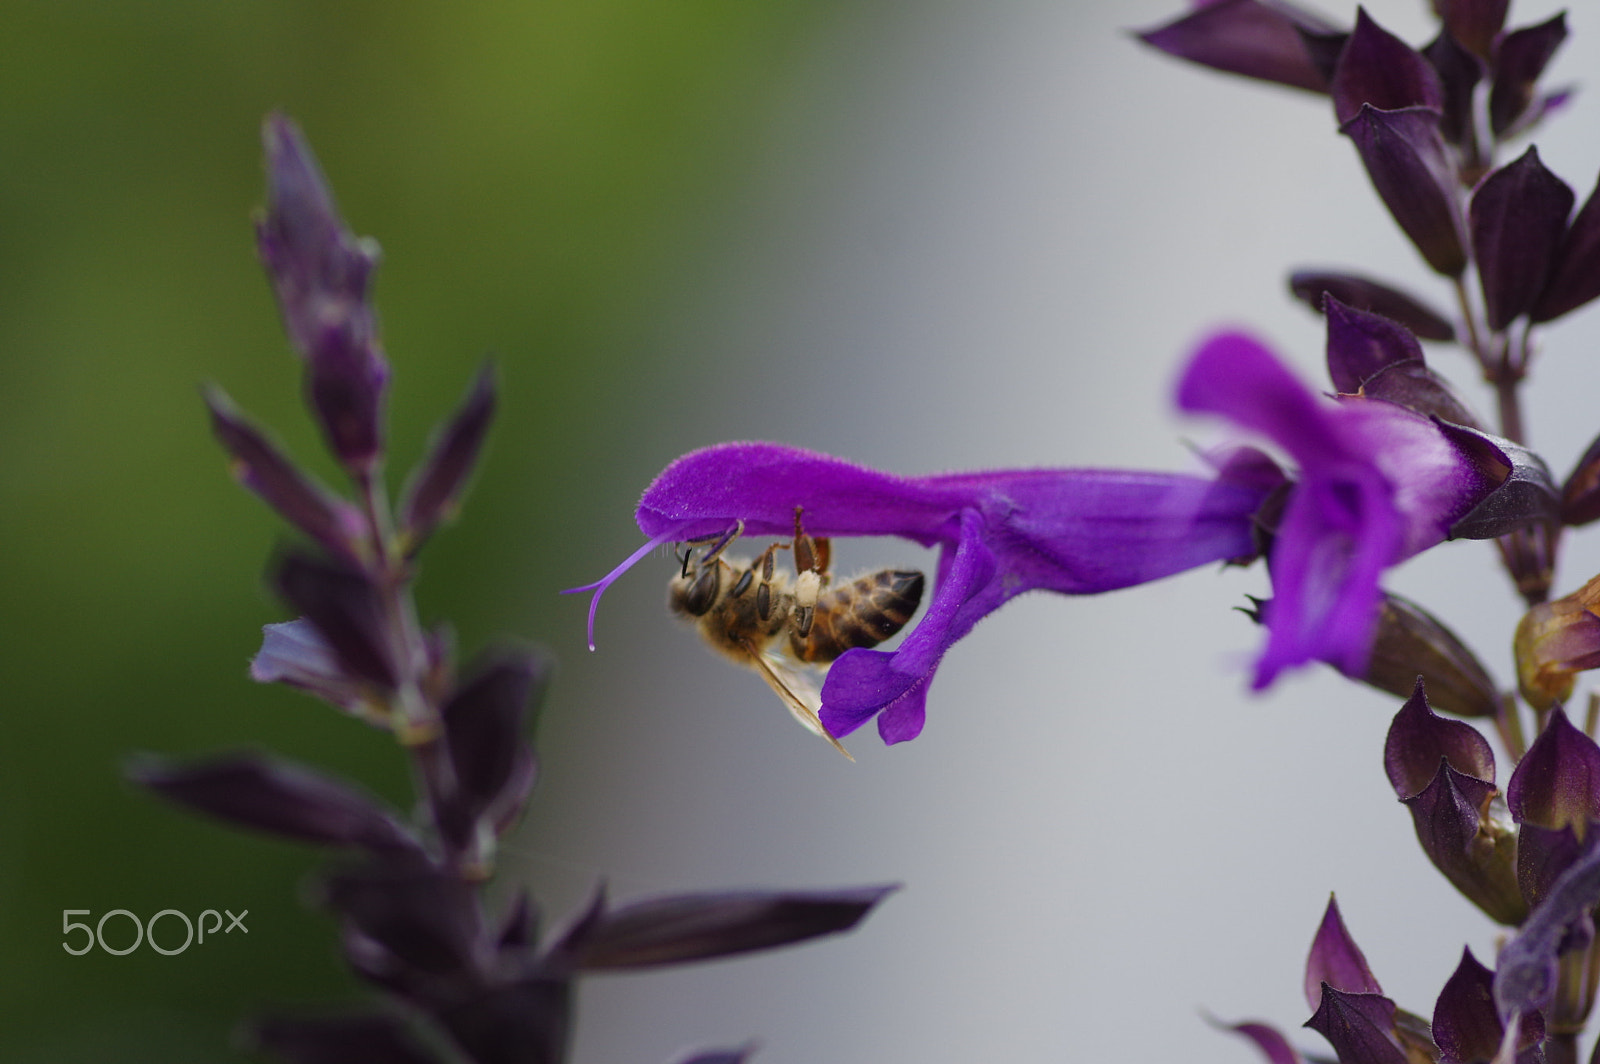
[257,113,389,476]
[1319,296,1480,430]
[1304,989,1412,1064]
[573,443,1271,744]
[1177,331,1502,687]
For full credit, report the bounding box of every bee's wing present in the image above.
[743,641,854,761]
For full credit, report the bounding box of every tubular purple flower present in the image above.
[1178,331,1504,688]
[571,445,1272,745]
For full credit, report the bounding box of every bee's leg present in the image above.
[789,507,823,638]
[751,543,781,620]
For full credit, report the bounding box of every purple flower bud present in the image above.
[1438,0,1509,61]
[245,1013,443,1064]
[1304,896,1382,1011]
[1135,0,1338,94]
[1403,759,1525,923]
[1303,987,1410,1064]
[129,753,422,854]
[1361,597,1500,718]
[398,363,497,554]
[1532,168,1600,324]
[205,386,368,564]
[1514,579,1600,711]
[1433,946,1544,1064]
[1331,9,1445,125]
[1341,104,1468,277]
[256,114,389,476]
[273,552,398,692]
[1289,270,1456,341]
[1471,146,1575,330]
[1384,678,1496,798]
[1489,13,1568,139]
[554,885,896,971]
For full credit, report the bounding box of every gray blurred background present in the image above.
[4,1,1598,1061]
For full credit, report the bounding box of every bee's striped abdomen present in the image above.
[790,569,924,663]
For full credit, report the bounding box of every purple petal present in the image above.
[1383,677,1496,798]
[1533,167,1600,324]
[129,753,421,854]
[1207,1018,1306,1064]
[1305,895,1382,1011]
[1439,425,1559,540]
[398,363,496,553]
[320,861,485,978]
[1323,295,1425,394]
[1471,146,1575,329]
[1134,0,1337,94]
[1304,987,1409,1064]
[1433,947,1513,1064]
[251,618,384,722]
[272,552,397,691]
[436,651,546,848]
[1291,271,1456,342]
[205,387,367,563]
[257,114,389,475]
[1438,0,1508,60]
[1331,9,1444,125]
[1422,29,1484,150]
[1356,361,1482,429]
[1561,429,1600,524]
[1515,822,1588,912]
[1489,13,1568,138]
[1507,707,1600,830]
[560,885,896,970]
[668,1048,759,1064]
[1341,105,1467,276]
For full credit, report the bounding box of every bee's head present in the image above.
[668,558,722,618]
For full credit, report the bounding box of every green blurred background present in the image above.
[0,3,851,1057]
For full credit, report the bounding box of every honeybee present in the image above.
[668,508,925,759]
